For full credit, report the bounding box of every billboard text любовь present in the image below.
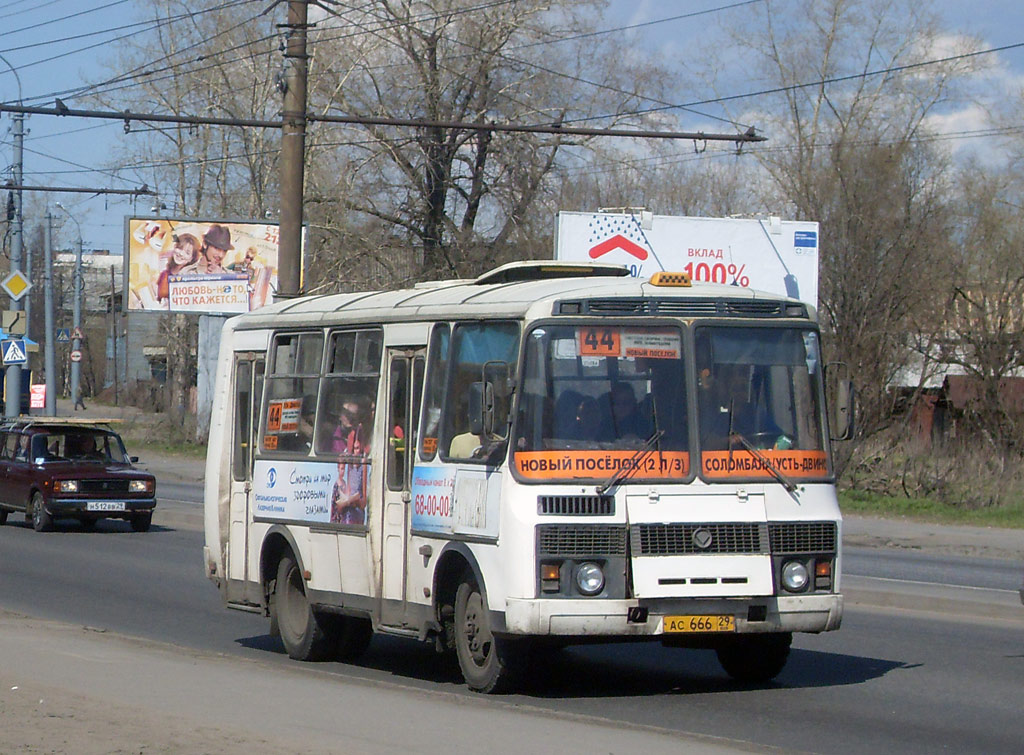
[124,218,290,314]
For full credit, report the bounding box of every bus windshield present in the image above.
[695,326,829,481]
[513,324,690,482]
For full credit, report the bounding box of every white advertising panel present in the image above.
[555,211,819,307]
[252,459,338,523]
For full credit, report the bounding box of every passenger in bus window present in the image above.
[330,398,367,455]
[449,428,485,458]
[574,396,602,441]
[330,397,370,525]
[601,382,645,440]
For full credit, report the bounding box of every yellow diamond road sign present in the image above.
[1,270,31,301]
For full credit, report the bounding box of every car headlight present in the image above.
[781,560,810,592]
[129,480,153,493]
[574,562,605,596]
[56,480,79,493]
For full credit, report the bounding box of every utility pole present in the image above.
[71,234,82,406]
[55,203,83,408]
[277,0,308,299]
[4,112,25,418]
[44,211,56,415]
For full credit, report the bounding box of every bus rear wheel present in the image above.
[716,632,792,683]
[454,576,517,693]
[273,554,331,661]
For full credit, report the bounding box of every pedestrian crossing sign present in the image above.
[1,338,28,365]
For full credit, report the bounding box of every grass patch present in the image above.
[128,439,208,459]
[839,490,1024,529]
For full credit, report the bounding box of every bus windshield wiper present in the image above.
[596,429,666,495]
[728,431,797,493]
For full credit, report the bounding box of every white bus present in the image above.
[203,261,850,693]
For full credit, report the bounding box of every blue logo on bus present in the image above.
[267,467,277,488]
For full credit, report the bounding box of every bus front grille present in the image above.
[538,495,614,516]
[537,524,628,556]
[767,521,837,553]
[632,523,768,555]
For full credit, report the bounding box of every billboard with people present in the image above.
[123,217,299,314]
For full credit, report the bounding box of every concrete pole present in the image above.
[44,211,56,415]
[277,0,308,299]
[71,235,82,404]
[4,112,24,418]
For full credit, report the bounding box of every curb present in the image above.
[844,576,1023,622]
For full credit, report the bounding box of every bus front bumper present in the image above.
[501,593,842,636]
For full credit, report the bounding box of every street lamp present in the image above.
[2,52,26,418]
[55,202,84,410]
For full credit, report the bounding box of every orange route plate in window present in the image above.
[578,327,621,357]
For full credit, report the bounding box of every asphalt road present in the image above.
[0,479,1021,753]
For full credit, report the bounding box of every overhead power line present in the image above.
[0,101,767,143]
[1,181,154,196]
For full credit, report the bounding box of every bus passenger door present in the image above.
[379,349,424,627]
[228,353,264,602]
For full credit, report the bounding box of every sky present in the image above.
[2,0,1023,257]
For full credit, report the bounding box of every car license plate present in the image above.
[663,615,735,633]
[86,502,125,512]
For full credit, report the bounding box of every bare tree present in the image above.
[304,0,669,283]
[711,0,977,448]
[936,167,1024,454]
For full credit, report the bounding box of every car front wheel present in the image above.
[130,512,152,532]
[31,493,53,532]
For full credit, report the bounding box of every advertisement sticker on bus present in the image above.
[252,460,337,523]
[411,465,456,533]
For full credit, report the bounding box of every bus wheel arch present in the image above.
[260,527,303,637]
[432,543,485,652]
[433,544,518,693]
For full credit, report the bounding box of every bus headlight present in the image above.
[574,562,605,596]
[781,560,809,592]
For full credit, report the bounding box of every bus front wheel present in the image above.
[715,632,792,683]
[454,576,516,693]
[273,554,331,661]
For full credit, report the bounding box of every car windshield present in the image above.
[513,324,690,481]
[32,431,128,463]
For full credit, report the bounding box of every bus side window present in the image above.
[440,321,520,462]
[418,324,449,461]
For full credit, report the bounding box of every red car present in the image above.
[0,419,156,532]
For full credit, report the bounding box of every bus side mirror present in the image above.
[468,382,494,436]
[826,362,855,441]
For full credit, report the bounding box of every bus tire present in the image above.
[274,554,331,661]
[715,632,792,683]
[454,575,516,693]
[331,616,374,662]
